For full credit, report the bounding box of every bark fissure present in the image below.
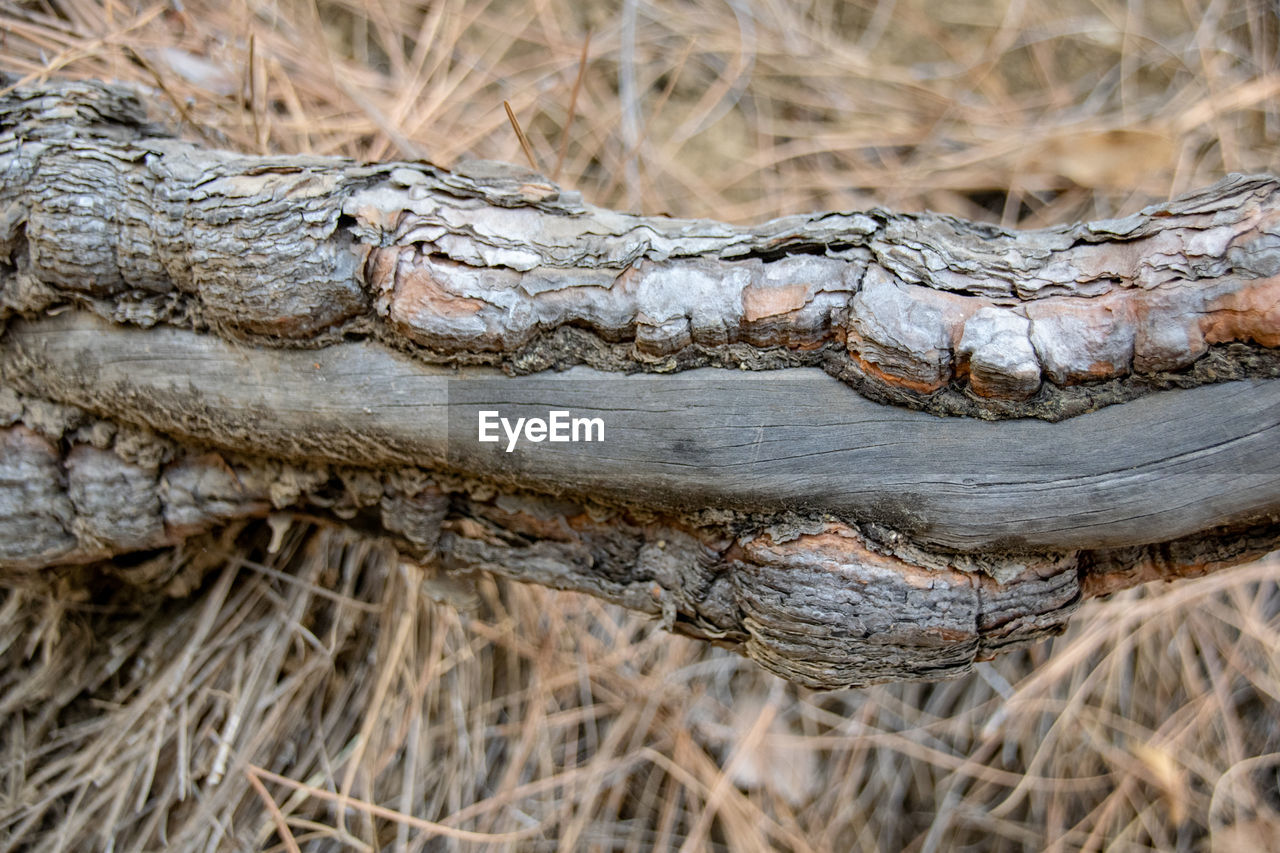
[1,78,1278,689]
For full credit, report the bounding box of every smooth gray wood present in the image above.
[5,311,1276,552]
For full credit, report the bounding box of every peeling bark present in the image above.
[0,78,1277,689]
[4,78,1279,417]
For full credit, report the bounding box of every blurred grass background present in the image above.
[1,0,1279,850]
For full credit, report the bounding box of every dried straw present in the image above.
[1,0,1279,849]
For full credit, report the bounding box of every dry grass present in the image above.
[1,0,1279,849]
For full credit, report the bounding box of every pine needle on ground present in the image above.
[1,1,1278,849]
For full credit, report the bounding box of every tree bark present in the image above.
[1,78,1276,688]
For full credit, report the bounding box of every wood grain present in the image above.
[4,312,1277,554]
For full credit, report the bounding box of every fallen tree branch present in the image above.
[0,78,1276,688]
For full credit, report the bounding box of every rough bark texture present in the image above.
[1,78,1277,689]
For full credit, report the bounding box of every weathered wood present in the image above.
[1,78,1277,689]
[4,311,1277,554]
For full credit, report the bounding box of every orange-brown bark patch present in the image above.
[393,265,486,319]
[1202,275,1280,348]
[741,281,812,322]
[1080,561,1212,598]
[742,524,966,590]
[850,352,948,394]
[364,246,400,295]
